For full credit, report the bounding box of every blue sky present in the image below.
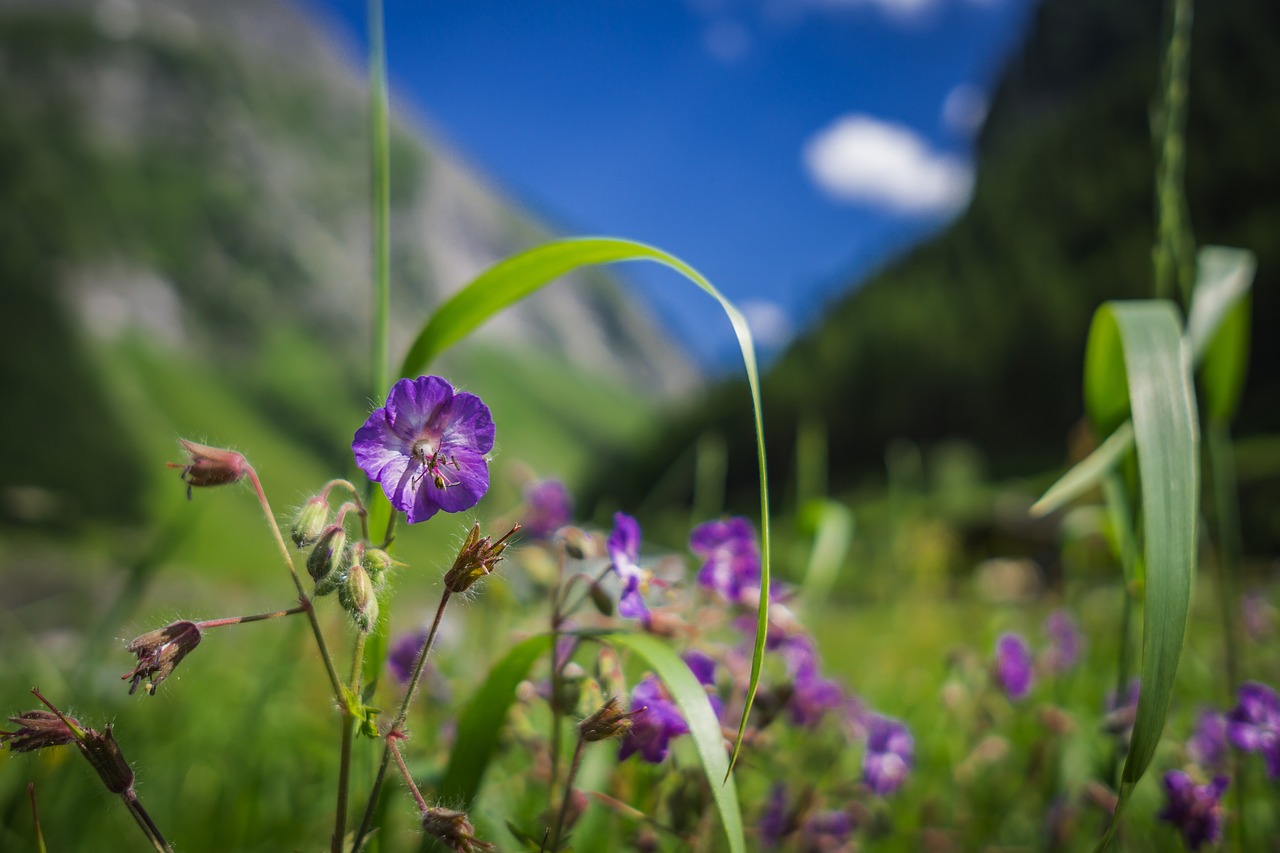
[305,0,1035,368]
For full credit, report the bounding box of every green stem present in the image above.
[549,737,586,852]
[389,737,428,813]
[351,590,452,852]
[332,632,368,853]
[246,467,345,701]
[196,605,307,630]
[28,784,47,853]
[121,789,173,853]
[1152,0,1195,306]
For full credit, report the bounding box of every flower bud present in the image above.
[420,806,495,852]
[122,620,203,696]
[362,547,393,590]
[340,563,378,633]
[443,522,519,594]
[1,710,78,752]
[76,725,134,795]
[557,526,595,560]
[291,496,330,548]
[307,525,348,584]
[588,578,615,616]
[580,697,642,743]
[167,439,248,499]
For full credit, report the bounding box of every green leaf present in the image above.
[439,634,553,806]
[796,499,853,607]
[1031,421,1135,517]
[1084,301,1199,841]
[602,632,746,853]
[397,237,771,777]
[1187,247,1255,423]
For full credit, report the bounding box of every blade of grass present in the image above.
[1032,421,1135,517]
[1084,301,1199,849]
[797,499,853,608]
[603,631,746,853]
[396,237,770,779]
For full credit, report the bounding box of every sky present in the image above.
[304,0,1036,369]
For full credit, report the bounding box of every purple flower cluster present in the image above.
[1158,771,1228,850]
[522,479,573,540]
[607,513,651,622]
[1186,710,1229,770]
[690,517,762,604]
[352,376,494,524]
[863,715,914,796]
[779,635,843,728]
[618,674,689,763]
[1226,681,1280,778]
[1043,609,1082,674]
[995,633,1035,700]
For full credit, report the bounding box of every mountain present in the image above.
[0,0,696,530]
[589,0,1280,521]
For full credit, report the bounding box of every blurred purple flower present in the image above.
[802,810,855,849]
[995,633,1034,700]
[1187,710,1229,770]
[352,376,494,524]
[388,629,429,685]
[683,649,725,720]
[608,512,650,622]
[1158,770,1228,851]
[1226,681,1280,778]
[774,634,842,727]
[863,715,913,796]
[522,480,573,540]
[690,517,761,604]
[1103,678,1142,738]
[618,674,689,763]
[758,784,790,849]
[1043,609,1081,674]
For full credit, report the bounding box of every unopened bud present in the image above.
[1,710,78,752]
[167,439,248,499]
[443,523,519,594]
[307,525,348,584]
[579,697,642,743]
[291,496,330,548]
[76,725,134,795]
[362,547,393,590]
[558,527,594,560]
[588,579,615,616]
[122,620,203,696]
[420,806,495,852]
[340,563,378,633]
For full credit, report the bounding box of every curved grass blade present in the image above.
[439,634,553,806]
[1188,247,1255,422]
[1084,301,1199,848]
[797,499,853,608]
[398,237,771,778]
[1031,421,1134,517]
[603,631,746,853]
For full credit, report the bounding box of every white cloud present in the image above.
[740,299,794,350]
[942,84,988,136]
[762,0,998,25]
[704,18,752,63]
[803,114,973,214]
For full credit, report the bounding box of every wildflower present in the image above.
[1043,609,1081,673]
[1157,771,1228,850]
[690,517,761,604]
[863,715,913,796]
[607,512,651,621]
[420,806,495,852]
[352,375,495,524]
[167,439,247,499]
[995,633,1034,700]
[778,635,842,727]
[522,479,573,539]
[1187,710,1229,770]
[388,629,430,685]
[2,689,134,795]
[683,649,725,720]
[1,710,79,752]
[802,810,856,849]
[580,697,643,743]
[1225,681,1280,778]
[443,522,519,594]
[758,784,792,849]
[618,674,689,763]
[122,620,203,696]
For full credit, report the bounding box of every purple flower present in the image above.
[863,715,913,796]
[522,480,573,539]
[1187,710,1229,770]
[690,517,761,604]
[1043,609,1081,674]
[683,649,725,720]
[1158,770,1228,850]
[758,784,790,849]
[388,629,429,685]
[618,674,689,763]
[607,513,651,622]
[1226,681,1280,778]
[352,376,494,524]
[802,810,855,848]
[995,633,1034,700]
[1104,678,1142,738]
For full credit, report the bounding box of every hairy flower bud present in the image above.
[307,525,348,585]
[76,725,135,795]
[2,689,135,796]
[420,807,495,852]
[122,620,203,696]
[580,697,643,743]
[362,547,394,590]
[167,439,248,499]
[443,522,519,594]
[340,563,378,633]
[1,710,78,752]
[291,496,330,548]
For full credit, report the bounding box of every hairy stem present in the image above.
[196,605,307,630]
[549,737,586,852]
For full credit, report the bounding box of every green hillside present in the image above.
[593,0,1280,535]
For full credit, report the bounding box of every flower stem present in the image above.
[351,590,452,851]
[28,784,47,853]
[121,789,173,853]
[389,736,428,812]
[332,632,369,853]
[196,605,307,630]
[245,466,344,700]
[548,736,586,852]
